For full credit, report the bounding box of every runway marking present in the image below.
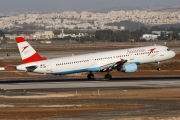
[0,104,14,107]
[1,79,180,90]
[0,94,74,98]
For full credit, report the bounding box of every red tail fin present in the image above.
[16,37,46,63]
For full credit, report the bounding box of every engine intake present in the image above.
[121,63,137,73]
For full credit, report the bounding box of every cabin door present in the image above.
[130,54,134,60]
[91,57,95,65]
[46,62,52,73]
[160,49,164,56]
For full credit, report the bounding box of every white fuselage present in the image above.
[16,45,175,75]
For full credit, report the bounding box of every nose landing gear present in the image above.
[157,62,161,71]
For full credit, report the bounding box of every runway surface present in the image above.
[1,77,180,120]
[0,77,180,90]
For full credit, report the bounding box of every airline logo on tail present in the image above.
[21,45,29,53]
[16,37,46,64]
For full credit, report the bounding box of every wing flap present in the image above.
[99,59,128,72]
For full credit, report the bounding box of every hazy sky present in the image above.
[0,0,180,13]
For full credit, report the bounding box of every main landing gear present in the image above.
[87,72,94,80]
[87,71,112,80]
[104,71,112,79]
[157,62,161,71]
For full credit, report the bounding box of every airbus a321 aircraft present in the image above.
[15,37,175,79]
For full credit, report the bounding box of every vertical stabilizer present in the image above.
[16,37,46,64]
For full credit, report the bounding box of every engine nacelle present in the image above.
[121,63,137,73]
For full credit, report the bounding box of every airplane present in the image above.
[15,37,175,79]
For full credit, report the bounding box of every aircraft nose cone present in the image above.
[172,51,176,58]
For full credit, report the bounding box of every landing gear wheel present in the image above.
[117,68,121,71]
[157,68,161,71]
[157,62,161,71]
[87,74,94,80]
[104,74,112,80]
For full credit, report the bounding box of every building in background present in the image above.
[5,30,54,40]
[33,31,54,39]
[141,34,160,41]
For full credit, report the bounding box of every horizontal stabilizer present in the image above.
[6,64,18,67]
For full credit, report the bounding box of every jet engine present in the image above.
[120,63,137,73]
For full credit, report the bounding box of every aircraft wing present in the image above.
[99,59,127,72]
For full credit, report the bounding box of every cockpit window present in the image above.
[167,48,171,51]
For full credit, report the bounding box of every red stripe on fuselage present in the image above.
[16,37,25,43]
[22,52,46,64]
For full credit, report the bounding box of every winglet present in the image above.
[16,37,46,64]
